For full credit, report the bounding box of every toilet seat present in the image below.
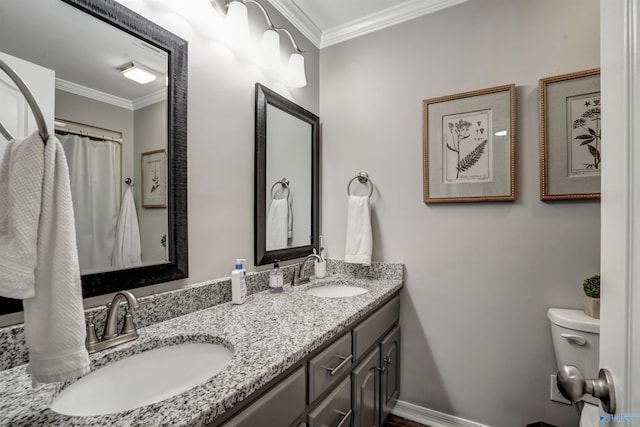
[580,403,600,427]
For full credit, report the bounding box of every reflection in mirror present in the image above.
[0,0,188,315]
[255,83,319,265]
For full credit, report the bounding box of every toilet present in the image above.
[547,308,600,427]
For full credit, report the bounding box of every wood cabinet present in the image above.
[380,326,401,422]
[212,294,400,427]
[352,347,380,427]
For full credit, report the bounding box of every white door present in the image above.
[0,51,55,153]
[599,0,640,424]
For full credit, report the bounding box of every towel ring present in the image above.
[270,178,290,200]
[347,172,374,198]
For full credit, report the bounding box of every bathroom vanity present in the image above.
[218,294,400,427]
[0,261,403,427]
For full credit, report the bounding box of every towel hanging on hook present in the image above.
[0,58,50,143]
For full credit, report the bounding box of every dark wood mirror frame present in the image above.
[0,0,188,315]
[254,83,319,266]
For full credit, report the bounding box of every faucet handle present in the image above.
[85,316,98,352]
[291,266,300,286]
[121,308,137,335]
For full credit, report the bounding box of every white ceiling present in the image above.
[266,0,469,48]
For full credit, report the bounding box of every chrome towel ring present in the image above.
[347,172,374,198]
[270,178,290,200]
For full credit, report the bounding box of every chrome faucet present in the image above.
[86,291,140,353]
[291,254,322,286]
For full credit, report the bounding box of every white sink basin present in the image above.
[306,285,369,298]
[50,342,233,416]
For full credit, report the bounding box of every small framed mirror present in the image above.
[254,83,319,265]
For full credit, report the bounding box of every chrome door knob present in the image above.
[557,365,616,414]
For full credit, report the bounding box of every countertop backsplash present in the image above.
[0,260,404,372]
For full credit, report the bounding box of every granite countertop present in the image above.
[0,274,403,426]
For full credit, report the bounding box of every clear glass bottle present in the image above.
[269,260,284,293]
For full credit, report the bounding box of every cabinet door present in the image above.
[379,326,400,423]
[352,347,380,427]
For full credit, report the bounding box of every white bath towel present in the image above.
[344,195,373,265]
[0,132,90,385]
[0,133,43,299]
[112,187,142,268]
[266,197,289,250]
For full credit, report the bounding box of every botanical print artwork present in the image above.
[443,110,492,183]
[149,159,161,194]
[568,93,601,176]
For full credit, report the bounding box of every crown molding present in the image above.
[55,79,166,111]
[321,0,468,48]
[265,0,322,47]
[132,89,167,110]
[55,79,133,110]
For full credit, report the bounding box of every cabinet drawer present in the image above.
[221,367,305,427]
[309,332,353,402]
[352,296,399,361]
[308,377,352,427]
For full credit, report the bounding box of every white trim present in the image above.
[626,0,640,415]
[320,0,468,48]
[264,0,322,47]
[392,400,491,427]
[266,0,467,49]
[132,89,167,110]
[55,78,133,110]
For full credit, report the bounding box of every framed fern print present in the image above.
[422,84,516,203]
[141,149,167,208]
[539,68,600,200]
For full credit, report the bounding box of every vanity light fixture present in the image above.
[120,62,158,84]
[222,0,307,88]
[494,130,508,136]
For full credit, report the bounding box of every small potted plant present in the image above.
[583,274,600,319]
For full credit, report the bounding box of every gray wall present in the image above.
[319,1,599,426]
[134,100,168,263]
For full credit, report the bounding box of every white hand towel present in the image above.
[0,132,90,385]
[112,187,142,268]
[0,133,43,299]
[344,195,373,265]
[266,197,289,250]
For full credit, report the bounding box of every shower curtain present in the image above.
[60,133,120,273]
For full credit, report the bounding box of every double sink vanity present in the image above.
[0,260,403,426]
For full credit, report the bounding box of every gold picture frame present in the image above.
[141,149,167,208]
[422,84,516,203]
[539,68,601,200]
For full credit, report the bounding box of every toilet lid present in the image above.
[579,403,600,427]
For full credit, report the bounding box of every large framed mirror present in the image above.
[0,0,188,315]
[254,83,319,265]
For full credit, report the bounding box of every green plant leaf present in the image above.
[457,140,487,173]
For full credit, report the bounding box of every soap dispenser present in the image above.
[269,260,284,293]
[231,259,247,304]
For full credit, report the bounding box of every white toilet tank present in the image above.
[547,308,600,407]
[548,308,600,376]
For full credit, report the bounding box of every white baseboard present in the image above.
[392,400,491,427]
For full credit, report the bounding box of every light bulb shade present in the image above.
[225,1,249,48]
[259,29,280,70]
[286,52,306,88]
